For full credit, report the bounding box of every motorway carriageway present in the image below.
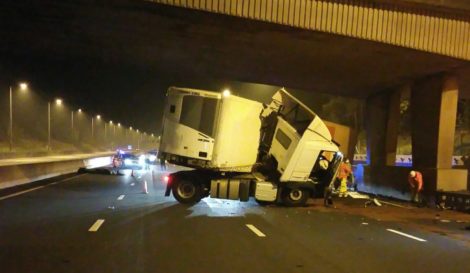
[1,166,470,273]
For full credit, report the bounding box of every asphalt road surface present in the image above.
[1,166,469,273]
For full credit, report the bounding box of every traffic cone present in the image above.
[142,180,148,194]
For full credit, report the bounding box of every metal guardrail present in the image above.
[148,0,470,60]
[353,154,468,166]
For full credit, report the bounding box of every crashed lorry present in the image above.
[158,87,343,206]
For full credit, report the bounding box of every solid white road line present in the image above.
[387,229,427,242]
[0,174,86,201]
[88,219,105,232]
[0,186,46,201]
[246,224,266,237]
[117,195,125,200]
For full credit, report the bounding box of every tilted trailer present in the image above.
[158,87,343,206]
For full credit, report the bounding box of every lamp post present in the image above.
[9,82,28,151]
[77,109,82,142]
[92,114,101,139]
[48,98,62,151]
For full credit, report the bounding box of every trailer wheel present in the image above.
[281,188,309,207]
[172,178,202,205]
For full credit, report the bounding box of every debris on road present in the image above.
[364,198,382,207]
[348,192,370,199]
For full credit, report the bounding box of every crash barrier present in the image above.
[436,191,470,213]
[353,154,467,166]
[0,153,113,190]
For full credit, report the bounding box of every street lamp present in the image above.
[75,108,83,142]
[71,108,83,141]
[91,114,101,138]
[9,82,28,151]
[222,89,231,97]
[48,98,63,151]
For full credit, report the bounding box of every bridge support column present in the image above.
[362,88,410,198]
[365,87,403,167]
[385,86,408,166]
[411,74,467,192]
[365,92,389,167]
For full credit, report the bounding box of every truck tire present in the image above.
[281,188,309,207]
[172,178,202,205]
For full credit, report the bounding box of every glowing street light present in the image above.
[222,89,231,97]
[19,82,28,91]
[55,98,63,106]
[9,82,29,151]
[97,115,101,120]
[78,108,82,113]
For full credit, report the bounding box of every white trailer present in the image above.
[159,87,342,206]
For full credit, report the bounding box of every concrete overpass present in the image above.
[149,0,470,60]
[1,0,469,197]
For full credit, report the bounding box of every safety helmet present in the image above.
[410,170,416,177]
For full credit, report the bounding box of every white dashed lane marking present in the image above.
[130,183,135,186]
[246,224,266,237]
[117,195,125,200]
[387,229,427,242]
[88,219,105,232]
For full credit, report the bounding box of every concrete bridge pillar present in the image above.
[362,75,467,199]
[363,87,411,199]
[365,86,404,167]
[411,74,467,192]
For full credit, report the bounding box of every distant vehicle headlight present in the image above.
[124,159,132,165]
[148,155,157,162]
